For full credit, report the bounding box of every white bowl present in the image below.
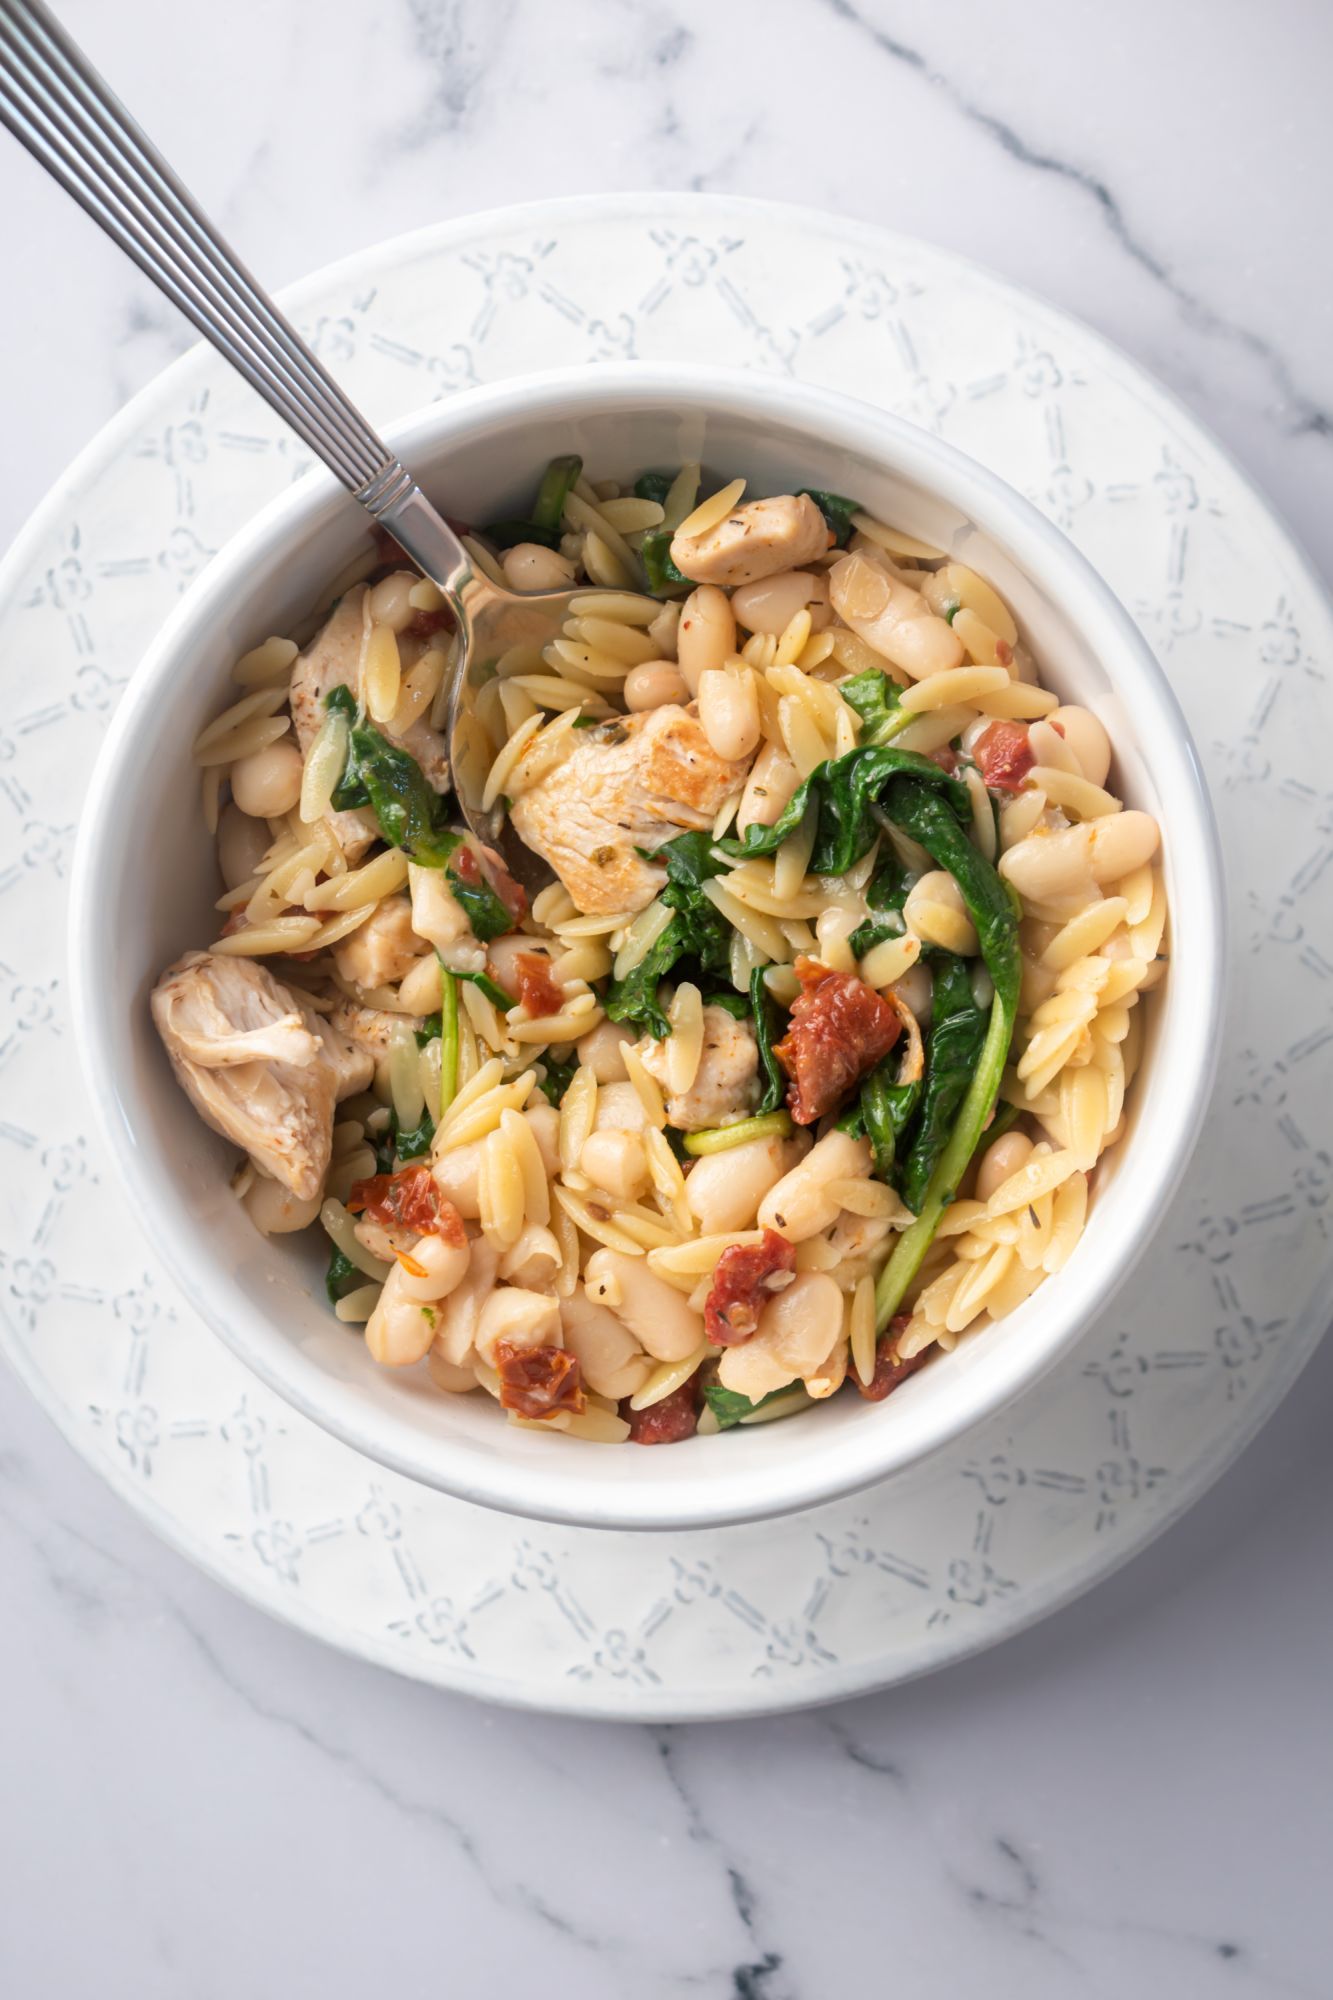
[68,363,1224,1531]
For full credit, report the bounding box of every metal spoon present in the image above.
[0,0,620,892]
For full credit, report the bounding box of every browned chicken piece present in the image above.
[329,995,421,1059]
[670,494,830,589]
[639,1006,760,1130]
[288,585,450,860]
[507,705,750,916]
[332,895,426,992]
[151,951,373,1200]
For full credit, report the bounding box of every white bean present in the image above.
[368,570,418,633]
[580,1128,650,1199]
[408,862,470,951]
[1088,810,1159,883]
[432,1141,482,1218]
[758,1130,872,1241]
[594,1081,649,1133]
[583,1249,704,1361]
[366,1265,439,1367]
[903,869,979,956]
[624,660,689,711]
[242,1175,323,1235]
[999,811,1159,908]
[676,584,735,694]
[715,1271,843,1399]
[975,1131,1034,1203]
[1049,704,1112,788]
[394,1230,471,1303]
[737,741,802,834]
[499,1223,562,1289]
[398,952,443,1015]
[730,569,830,637]
[475,1286,562,1366]
[502,542,576,593]
[217,802,271,890]
[432,1240,498,1366]
[575,1018,635,1083]
[485,933,546,993]
[684,1134,803,1236]
[698,666,760,763]
[524,1100,561,1175]
[561,1285,652,1400]
[231,740,303,819]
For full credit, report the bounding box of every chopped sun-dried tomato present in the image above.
[704,1229,797,1345]
[929,745,959,775]
[774,957,903,1125]
[622,1374,700,1444]
[451,841,528,926]
[452,845,480,883]
[973,720,1035,793]
[514,950,563,1019]
[407,605,452,640]
[347,1166,465,1246]
[495,1340,585,1419]
[847,1314,931,1401]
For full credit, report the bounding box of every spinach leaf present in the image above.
[437,866,513,944]
[750,964,787,1116]
[848,845,912,957]
[371,1120,397,1176]
[536,1052,579,1106]
[414,1012,441,1049]
[633,470,675,507]
[456,965,514,1011]
[798,487,860,547]
[703,1382,801,1431]
[873,778,1022,1324]
[898,955,986,1214]
[722,743,970,879]
[704,991,749,1020]
[842,1037,926,1182]
[604,916,684,1039]
[532,454,583,534]
[481,519,562,552]
[392,1103,436,1163]
[324,1244,361,1308]
[839,668,902,738]
[603,832,733,1036]
[640,528,691,595]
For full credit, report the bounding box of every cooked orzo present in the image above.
[152,458,1167,1444]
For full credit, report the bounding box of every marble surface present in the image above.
[1,1,1331,1993]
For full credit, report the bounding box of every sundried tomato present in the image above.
[514,950,563,1018]
[774,957,902,1125]
[704,1229,797,1345]
[622,1375,700,1444]
[495,1341,585,1419]
[973,720,1035,793]
[847,1315,931,1402]
[347,1166,465,1245]
[929,745,959,775]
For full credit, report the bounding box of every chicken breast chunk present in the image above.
[508,705,750,915]
[289,586,451,859]
[640,1005,760,1131]
[670,493,830,589]
[332,895,426,992]
[151,951,373,1199]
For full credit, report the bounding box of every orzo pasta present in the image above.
[151,459,1167,1443]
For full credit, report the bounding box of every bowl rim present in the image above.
[67,359,1226,1531]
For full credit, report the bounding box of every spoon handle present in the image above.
[0,0,471,592]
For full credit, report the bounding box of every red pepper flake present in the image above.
[704,1229,797,1345]
[847,1315,931,1402]
[514,950,564,1019]
[347,1166,465,1246]
[622,1374,700,1444]
[774,957,903,1126]
[495,1340,585,1419]
[973,720,1035,793]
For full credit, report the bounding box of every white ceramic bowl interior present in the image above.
[69,363,1224,1530]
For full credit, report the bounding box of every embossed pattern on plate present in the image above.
[1,195,1329,1719]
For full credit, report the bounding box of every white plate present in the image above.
[2,194,1329,1720]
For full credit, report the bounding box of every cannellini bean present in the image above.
[394,1230,471,1303]
[432,1240,498,1366]
[737,741,802,835]
[584,1249,705,1361]
[676,584,735,694]
[242,1175,323,1235]
[474,1286,562,1366]
[624,660,689,711]
[684,1133,805,1235]
[398,951,443,1015]
[717,1271,843,1398]
[1049,704,1112,788]
[999,812,1159,909]
[231,740,303,818]
[217,803,271,890]
[502,542,577,592]
[730,569,831,637]
[698,666,761,763]
[366,1264,442,1367]
[485,932,547,992]
[580,1128,650,1199]
[975,1130,1035,1203]
[758,1130,873,1241]
[499,1223,562,1289]
[409,862,470,950]
[829,550,964,680]
[575,1018,635,1083]
[903,869,979,956]
[524,1100,561,1175]
[594,1081,650,1133]
[368,570,418,633]
[432,1140,482,1218]
[561,1285,652,1400]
